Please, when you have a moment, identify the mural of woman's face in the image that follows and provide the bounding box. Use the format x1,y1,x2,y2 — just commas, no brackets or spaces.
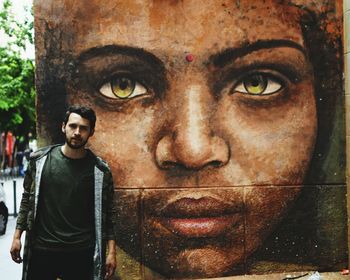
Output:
53,0,317,277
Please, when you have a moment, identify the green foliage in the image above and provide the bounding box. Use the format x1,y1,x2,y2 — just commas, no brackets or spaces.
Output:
0,0,35,136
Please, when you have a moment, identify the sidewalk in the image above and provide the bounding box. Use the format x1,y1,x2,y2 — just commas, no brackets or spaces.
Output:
0,178,24,280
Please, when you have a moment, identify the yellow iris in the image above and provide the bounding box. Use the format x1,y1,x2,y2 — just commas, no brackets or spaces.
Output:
111,77,135,99
243,74,268,95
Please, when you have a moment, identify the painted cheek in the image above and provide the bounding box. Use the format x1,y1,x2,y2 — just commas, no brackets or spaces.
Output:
211,82,316,185
89,107,165,186
244,186,302,256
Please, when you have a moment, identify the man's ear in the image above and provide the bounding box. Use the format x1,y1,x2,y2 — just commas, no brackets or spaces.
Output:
89,128,95,137
62,122,66,133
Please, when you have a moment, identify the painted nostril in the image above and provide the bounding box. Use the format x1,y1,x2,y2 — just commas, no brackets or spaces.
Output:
156,133,230,171
160,161,179,169
211,160,223,167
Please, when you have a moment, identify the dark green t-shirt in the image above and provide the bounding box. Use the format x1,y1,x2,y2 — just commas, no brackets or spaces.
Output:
33,146,95,251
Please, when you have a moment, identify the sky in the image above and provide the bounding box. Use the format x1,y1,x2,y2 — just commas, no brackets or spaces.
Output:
0,0,35,59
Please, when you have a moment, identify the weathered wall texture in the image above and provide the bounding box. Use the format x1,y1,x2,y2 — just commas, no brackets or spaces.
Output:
345,0,350,271
34,0,347,278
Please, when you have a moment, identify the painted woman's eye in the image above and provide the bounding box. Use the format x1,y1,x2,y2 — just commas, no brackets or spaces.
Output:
99,76,147,99
234,73,283,95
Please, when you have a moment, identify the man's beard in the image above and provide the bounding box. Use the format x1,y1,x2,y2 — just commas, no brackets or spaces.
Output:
65,135,88,149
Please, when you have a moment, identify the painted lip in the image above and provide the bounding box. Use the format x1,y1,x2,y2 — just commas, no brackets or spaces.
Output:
159,197,244,238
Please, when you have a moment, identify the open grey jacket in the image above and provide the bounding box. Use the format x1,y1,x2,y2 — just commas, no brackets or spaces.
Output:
16,145,117,280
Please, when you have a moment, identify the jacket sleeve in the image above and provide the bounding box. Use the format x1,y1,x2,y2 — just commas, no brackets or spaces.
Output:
105,170,117,241
16,160,34,231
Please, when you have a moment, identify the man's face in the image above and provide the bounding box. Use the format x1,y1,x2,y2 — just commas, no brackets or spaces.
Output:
43,0,317,277
62,113,93,149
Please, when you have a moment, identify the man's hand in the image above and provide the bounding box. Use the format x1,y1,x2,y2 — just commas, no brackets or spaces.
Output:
104,252,116,279
10,229,23,264
10,238,22,263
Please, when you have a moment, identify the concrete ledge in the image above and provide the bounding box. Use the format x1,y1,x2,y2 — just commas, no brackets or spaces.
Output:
211,272,350,280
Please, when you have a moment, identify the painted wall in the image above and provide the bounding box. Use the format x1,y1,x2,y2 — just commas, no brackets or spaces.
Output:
34,0,347,278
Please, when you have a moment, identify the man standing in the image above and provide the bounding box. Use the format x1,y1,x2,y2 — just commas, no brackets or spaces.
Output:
10,105,117,280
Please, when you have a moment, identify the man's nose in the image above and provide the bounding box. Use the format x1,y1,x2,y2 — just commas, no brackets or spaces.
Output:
156,85,229,170
73,128,81,135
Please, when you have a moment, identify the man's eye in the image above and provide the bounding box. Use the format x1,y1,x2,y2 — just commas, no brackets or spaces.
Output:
233,73,283,95
99,76,147,99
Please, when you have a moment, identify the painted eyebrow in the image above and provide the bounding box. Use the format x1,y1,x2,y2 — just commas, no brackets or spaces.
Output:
76,44,164,69
211,39,307,68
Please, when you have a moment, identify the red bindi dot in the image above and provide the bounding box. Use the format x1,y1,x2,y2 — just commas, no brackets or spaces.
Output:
186,54,194,62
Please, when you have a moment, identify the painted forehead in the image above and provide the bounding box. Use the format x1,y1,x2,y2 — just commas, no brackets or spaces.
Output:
39,0,305,55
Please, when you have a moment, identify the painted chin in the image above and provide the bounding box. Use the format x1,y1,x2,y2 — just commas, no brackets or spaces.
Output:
169,247,244,277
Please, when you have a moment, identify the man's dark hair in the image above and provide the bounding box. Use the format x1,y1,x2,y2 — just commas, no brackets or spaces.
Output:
63,105,96,130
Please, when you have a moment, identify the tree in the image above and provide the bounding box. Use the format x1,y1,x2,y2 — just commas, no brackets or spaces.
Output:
0,0,35,137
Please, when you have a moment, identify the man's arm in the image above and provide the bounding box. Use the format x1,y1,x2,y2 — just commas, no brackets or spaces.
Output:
10,160,33,263
105,239,116,279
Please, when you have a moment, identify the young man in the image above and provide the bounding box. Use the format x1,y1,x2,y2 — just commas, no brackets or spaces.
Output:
10,105,117,280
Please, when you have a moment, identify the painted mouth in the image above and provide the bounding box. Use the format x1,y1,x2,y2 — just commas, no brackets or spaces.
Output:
159,197,244,238
162,215,241,238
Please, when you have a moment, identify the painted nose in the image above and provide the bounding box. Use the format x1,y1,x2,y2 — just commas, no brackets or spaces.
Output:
156,85,229,170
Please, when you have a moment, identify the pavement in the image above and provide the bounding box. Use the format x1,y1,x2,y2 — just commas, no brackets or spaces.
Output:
0,177,24,280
